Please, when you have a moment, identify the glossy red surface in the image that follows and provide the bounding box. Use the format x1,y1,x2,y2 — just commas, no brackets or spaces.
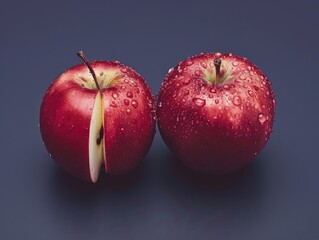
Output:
157,53,275,174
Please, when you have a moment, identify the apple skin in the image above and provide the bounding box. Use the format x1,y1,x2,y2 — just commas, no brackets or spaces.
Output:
157,52,275,174
40,61,156,182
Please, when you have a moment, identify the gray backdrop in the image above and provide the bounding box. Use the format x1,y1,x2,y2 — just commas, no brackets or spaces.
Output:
1,0,318,239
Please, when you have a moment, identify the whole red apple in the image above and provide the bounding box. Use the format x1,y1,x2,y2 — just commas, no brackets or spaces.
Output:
157,52,275,174
40,51,156,182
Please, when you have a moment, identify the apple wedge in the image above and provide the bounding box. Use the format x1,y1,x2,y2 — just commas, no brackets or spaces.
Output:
88,91,104,183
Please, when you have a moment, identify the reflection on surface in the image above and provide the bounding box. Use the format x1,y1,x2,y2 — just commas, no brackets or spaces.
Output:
46,150,268,237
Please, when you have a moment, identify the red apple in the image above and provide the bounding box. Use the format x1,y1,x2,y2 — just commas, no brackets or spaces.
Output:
157,52,275,174
40,51,156,182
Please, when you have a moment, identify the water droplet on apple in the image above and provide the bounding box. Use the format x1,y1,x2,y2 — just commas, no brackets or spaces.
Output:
258,113,266,123
200,62,207,69
158,102,162,107
124,99,130,105
232,96,242,106
131,100,138,108
126,109,132,115
183,79,190,85
121,86,126,90
215,99,219,104
184,90,189,96
185,60,193,66
215,52,222,57
195,70,201,76
232,61,239,66
112,93,118,99
248,90,254,97
210,88,216,93
126,92,133,98
121,68,128,73
240,75,246,80
273,99,276,106
192,98,206,107
110,102,117,108
115,60,120,64
223,84,230,90
253,85,259,91
168,67,174,73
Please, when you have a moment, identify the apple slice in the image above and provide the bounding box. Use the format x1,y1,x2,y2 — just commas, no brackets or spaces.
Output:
88,91,104,183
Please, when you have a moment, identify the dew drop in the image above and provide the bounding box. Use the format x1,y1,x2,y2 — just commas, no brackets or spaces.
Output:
232,96,242,106
215,99,219,104
240,75,246,80
185,60,193,66
253,85,259,91
126,92,133,98
121,68,128,73
131,100,138,108
110,102,117,108
215,52,222,57
158,102,162,107
195,70,201,76
223,84,230,90
232,61,239,66
183,79,190,85
200,62,207,69
112,93,118,99
258,113,266,123
273,99,276,106
210,88,216,93
248,90,254,97
124,99,130,105
121,86,126,90
126,109,132,115
192,98,206,107
168,67,174,73
184,90,189,96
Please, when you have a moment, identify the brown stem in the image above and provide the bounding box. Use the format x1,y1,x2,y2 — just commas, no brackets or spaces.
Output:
77,51,102,95
214,58,221,85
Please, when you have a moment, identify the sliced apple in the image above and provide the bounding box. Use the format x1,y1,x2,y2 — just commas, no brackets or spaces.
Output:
89,91,104,183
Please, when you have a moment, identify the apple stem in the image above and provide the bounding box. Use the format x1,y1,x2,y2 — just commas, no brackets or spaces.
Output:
214,58,221,85
77,51,102,95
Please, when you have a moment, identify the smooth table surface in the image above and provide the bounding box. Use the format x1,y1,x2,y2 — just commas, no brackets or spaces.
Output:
1,0,318,239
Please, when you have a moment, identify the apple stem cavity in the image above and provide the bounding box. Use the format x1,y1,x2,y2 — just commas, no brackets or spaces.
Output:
77,51,102,95
214,58,221,85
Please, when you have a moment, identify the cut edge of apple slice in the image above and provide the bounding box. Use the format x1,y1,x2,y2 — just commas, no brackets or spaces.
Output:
89,91,104,183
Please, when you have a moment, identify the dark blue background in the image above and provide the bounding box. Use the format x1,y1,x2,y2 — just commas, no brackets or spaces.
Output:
1,0,318,239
